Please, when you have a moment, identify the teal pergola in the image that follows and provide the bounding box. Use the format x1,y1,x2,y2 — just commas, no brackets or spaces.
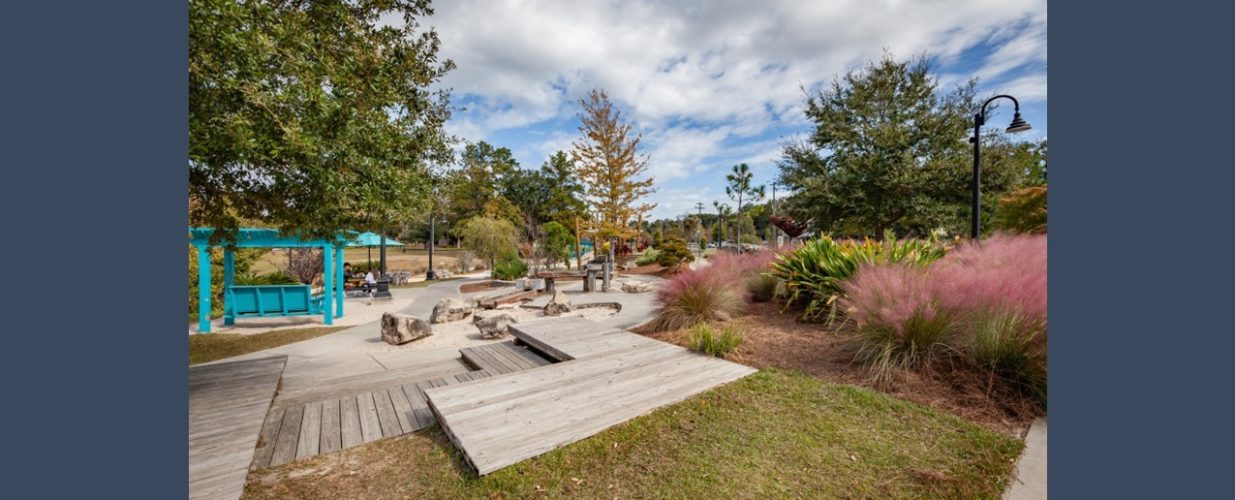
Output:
190,227,350,333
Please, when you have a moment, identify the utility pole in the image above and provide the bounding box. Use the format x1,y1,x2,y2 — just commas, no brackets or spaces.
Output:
574,216,583,270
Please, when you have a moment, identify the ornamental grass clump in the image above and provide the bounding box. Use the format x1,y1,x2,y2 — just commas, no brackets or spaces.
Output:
650,250,781,331
932,234,1048,404
841,264,954,386
687,323,744,357
651,270,744,331
839,234,1047,405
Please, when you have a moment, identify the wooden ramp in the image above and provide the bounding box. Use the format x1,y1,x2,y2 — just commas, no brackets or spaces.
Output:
252,366,490,468
190,356,286,500
426,318,757,475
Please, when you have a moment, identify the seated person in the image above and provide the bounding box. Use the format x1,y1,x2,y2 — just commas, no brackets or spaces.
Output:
344,262,354,278
364,269,378,293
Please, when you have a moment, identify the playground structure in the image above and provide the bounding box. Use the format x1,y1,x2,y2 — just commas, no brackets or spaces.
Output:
190,228,350,333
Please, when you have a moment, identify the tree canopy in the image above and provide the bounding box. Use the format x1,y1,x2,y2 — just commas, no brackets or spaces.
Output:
571,89,655,242
777,53,1035,238
189,0,454,243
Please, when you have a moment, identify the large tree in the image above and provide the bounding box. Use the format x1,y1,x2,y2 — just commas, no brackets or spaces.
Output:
189,0,453,243
777,54,1028,238
724,163,765,251
540,151,588,228
571,89,655,243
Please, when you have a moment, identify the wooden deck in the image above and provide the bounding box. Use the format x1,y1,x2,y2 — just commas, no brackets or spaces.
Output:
251,365,492,468
459,341,554,374
426,318,757,475
190,356,287,500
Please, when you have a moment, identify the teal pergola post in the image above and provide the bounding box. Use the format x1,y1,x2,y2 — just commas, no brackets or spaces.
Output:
223,247,235,326
197,245,212,333
335,246,345,317
323,244,334,325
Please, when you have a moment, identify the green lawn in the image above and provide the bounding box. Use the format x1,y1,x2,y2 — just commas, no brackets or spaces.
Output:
189,326,348,365
244,369,1022,499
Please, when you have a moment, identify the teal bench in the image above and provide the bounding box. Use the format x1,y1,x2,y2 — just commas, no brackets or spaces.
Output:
225,285,325,320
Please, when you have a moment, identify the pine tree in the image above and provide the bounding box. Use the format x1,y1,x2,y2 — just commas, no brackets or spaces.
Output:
571,89,655,243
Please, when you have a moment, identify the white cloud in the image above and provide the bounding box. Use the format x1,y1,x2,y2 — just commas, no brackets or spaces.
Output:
418,0,1047,217
429,0,1045,137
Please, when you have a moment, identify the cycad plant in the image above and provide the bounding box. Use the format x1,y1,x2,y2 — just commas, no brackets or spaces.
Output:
769,236,945,320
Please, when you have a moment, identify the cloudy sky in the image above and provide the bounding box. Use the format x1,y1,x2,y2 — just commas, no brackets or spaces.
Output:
419,0,1047,219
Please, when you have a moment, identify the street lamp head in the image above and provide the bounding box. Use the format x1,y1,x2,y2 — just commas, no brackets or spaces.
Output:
1006,112,1032,133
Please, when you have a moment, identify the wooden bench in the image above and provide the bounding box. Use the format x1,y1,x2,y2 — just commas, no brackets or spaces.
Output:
225,284,325,319
535,271,585,294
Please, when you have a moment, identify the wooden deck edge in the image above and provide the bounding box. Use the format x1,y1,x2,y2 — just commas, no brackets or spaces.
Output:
469,365,759,476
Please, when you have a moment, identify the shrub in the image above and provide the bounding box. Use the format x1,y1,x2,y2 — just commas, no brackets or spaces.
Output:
235,270,299,285
747,273,779,302
841,264,954,386
839,234,1047,403
769,236,945,320
454,250,476,273
635,248,661,266
651,270,744,331
492,252,529,280
687,323,744,357
656,238,695,271
702,248,716,258
996,186,1047,234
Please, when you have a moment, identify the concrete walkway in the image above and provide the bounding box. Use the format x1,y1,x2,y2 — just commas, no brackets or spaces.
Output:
208,275,662,396
1004,418,1047,499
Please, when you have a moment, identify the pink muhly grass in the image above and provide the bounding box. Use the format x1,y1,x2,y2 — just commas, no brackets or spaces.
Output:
651,268,744,331
650,250,782,331
929,234,1047,325
841,264,942,339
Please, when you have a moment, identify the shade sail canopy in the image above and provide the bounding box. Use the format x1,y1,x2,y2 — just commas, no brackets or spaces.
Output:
346,231,403,247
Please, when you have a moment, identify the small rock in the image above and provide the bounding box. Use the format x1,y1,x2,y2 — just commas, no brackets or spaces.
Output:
543,290,572,316
380,312,433,345
621,280,654,293
430,298,474,323
474,313,518,339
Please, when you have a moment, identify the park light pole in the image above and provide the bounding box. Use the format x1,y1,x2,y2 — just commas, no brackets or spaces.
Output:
971,94,1032,240
374,230,392,299
426,213,437,280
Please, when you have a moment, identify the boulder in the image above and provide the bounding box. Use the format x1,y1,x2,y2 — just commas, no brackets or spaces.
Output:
621,280,655,293
474,313,518,339
380,312,433,345
430,298,474,323
543,291,572,316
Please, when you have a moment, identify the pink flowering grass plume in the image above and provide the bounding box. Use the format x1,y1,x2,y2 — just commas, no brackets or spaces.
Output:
930,234,1047,325
841,264,940,338
650,250,783,331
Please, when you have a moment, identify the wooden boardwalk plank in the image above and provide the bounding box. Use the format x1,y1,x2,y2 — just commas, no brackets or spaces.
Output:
404,382,433,430
295,402,322,460
319,399,342,455
340,396,363,449
190,355,285,500
373,390,403,437
388,387,416,435
357,392,383,443
268,405,303,466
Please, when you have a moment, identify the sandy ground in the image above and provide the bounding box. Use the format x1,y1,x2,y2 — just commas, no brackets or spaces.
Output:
189,293,417,335
356,303,619,353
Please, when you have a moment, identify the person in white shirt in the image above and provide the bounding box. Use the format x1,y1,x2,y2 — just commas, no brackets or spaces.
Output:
364,269,378,294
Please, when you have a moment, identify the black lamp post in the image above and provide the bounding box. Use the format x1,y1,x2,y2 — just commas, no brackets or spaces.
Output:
971,94,1032,240
374,231,391,298
426,213,437,280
